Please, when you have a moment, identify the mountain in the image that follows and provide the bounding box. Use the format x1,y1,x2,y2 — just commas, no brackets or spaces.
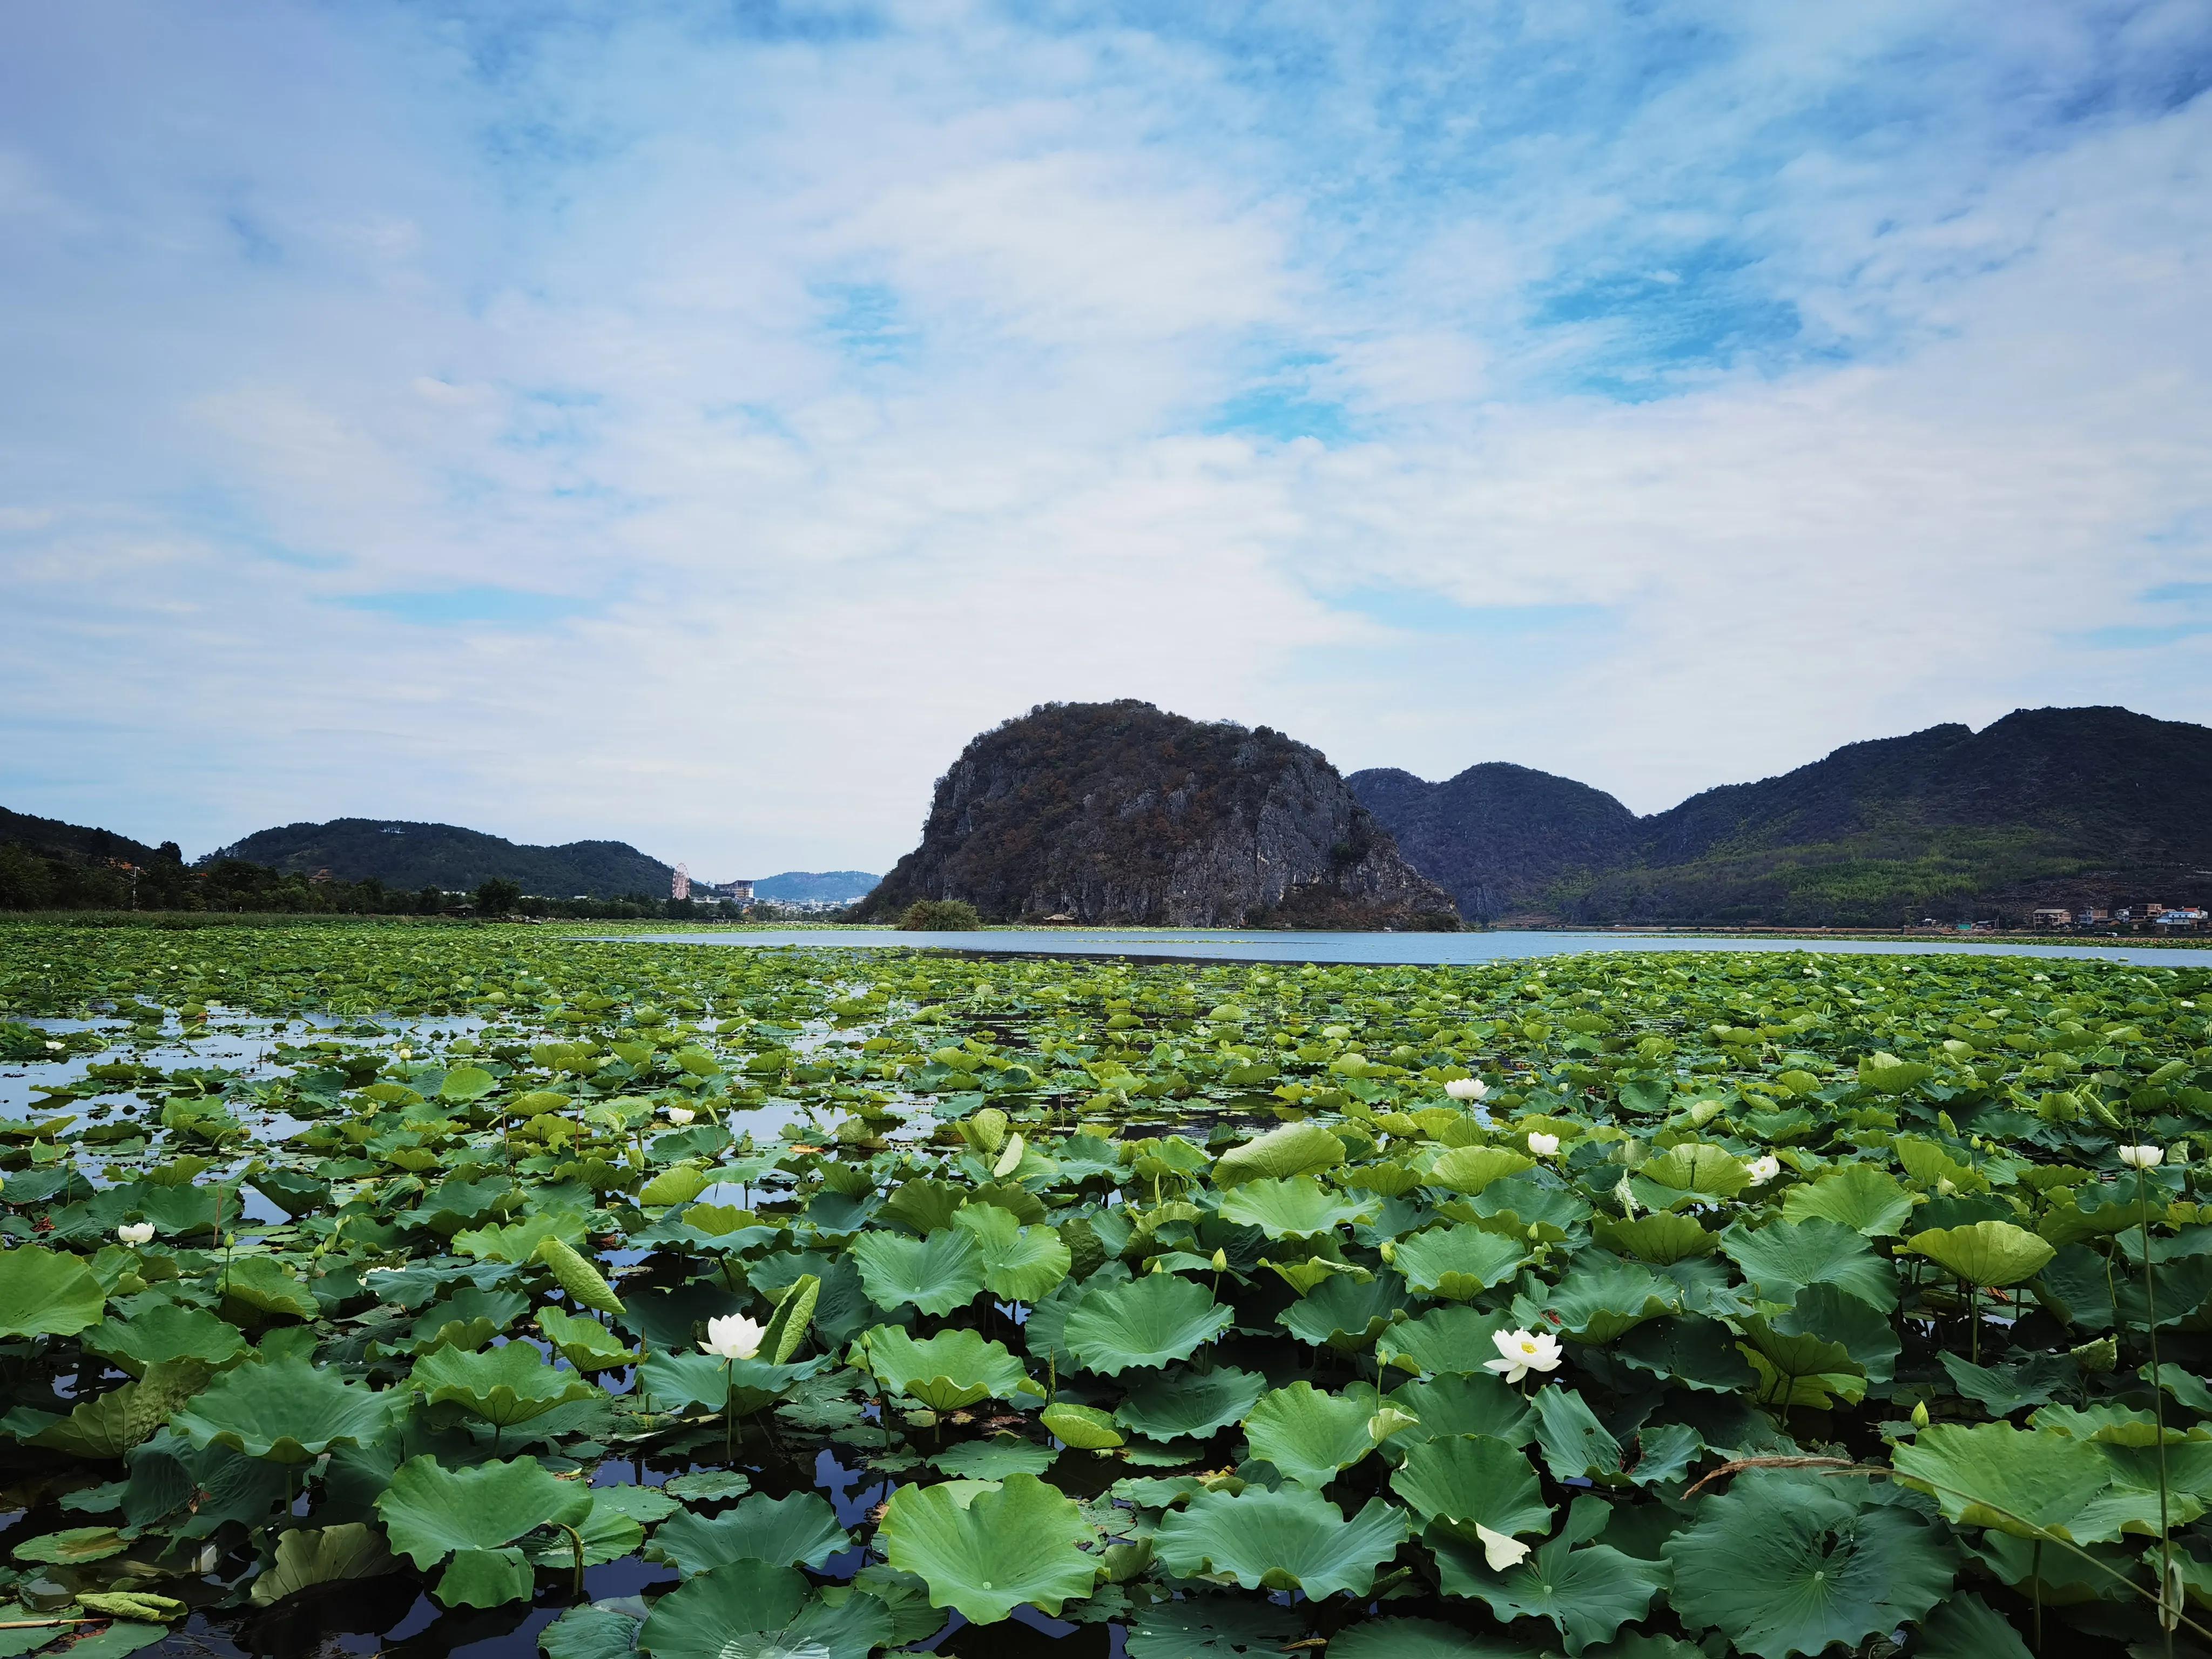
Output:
1347,764,1641,923
205,819,674,899
0,806,166,867
753,871,879,904
853,700,1460,929
1355,707,2212,927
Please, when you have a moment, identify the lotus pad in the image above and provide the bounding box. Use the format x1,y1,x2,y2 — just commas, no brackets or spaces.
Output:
1062,1274,1234,1375
859,1325,1033,1411
1154,1486,1408,1598
170,1357,395,1464
879,1472,1098,1624
647,1491,849,1573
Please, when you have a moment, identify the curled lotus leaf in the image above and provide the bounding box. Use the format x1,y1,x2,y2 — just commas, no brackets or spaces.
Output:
1216,1177,1377,1241
410,1341,602,1428
638,1559,891,1659
374,1453,594,1570
1114,1366,1266,1442
1240,1382,1381,1488
1212,1123,1340,1187
0,1247,106,1339
857,1325,1034,1412
1388,1224,1529,1300
849,1228,985,1316
646,1492,849,1573
1903,1222,2056,1290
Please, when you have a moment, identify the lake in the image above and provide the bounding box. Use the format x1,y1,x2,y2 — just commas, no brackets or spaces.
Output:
617,925,2198,967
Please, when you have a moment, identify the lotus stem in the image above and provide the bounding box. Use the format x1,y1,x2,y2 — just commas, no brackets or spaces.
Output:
558,1522,584,1595
724,1358,735,1464
2031,1539,2042,1654
2135,1162,2175,1655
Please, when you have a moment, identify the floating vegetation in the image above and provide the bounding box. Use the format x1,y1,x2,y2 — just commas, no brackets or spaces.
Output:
3,923,2212,1656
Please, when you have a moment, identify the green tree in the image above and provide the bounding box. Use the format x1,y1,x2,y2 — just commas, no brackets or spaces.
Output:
476,878,523,916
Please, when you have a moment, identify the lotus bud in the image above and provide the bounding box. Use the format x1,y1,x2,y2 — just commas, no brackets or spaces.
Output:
1367,1407,1419,1444
2070,1336,2119,1374
1210,1248,1227,1271
1910,1400,1930,1429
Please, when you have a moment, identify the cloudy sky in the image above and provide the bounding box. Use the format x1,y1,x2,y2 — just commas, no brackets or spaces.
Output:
4,2,2209,878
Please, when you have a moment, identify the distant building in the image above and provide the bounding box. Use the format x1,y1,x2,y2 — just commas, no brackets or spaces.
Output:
2075,907,2108,925
697,879,754,901
2156,908,2208,929
2031,907,2072,928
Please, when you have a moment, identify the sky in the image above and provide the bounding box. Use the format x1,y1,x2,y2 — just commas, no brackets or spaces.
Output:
3,1,2210,880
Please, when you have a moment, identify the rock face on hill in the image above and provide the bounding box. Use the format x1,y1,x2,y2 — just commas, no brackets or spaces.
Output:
854,702,1459,928
1348,763,1641,923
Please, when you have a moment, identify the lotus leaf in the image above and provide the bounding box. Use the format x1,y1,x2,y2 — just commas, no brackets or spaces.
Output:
541,1603,643,1659
248,1523,396,1606
1154,1485,1408,1598
1903,1220,2055,1289
1062,1273,1233,1375
1892,1421,2116,1541
1425,1145,1535,1195
1212,1122,1338,1186
1664,1471,1955,1659
1389,1225,1528,1299
1115,1365,1266,1441
1391,1432,1550,1543
0,1247,106,1338
1383,1372,1534,1448
1216,1176,1376,1240
1277,1270,1410,1352
951,1205,1071,1301
1241,1381,1380,1487
637,1560,892,1659
879,1471,1098,1624
849,1228,984,1315
858,1325,1033,1411
1721,1217,1897,1310
538,1306,635,1371
929,1435,1057,1478
1377,1306,1515,1377
375,1453,594,1575
218,1257,317,1321
1123,1599,1302,1657
646,1492,849,1573
171,1357,395,1464
1041,1402,1123,1448
81,1303,247,1375
1637,1141,1751,1201
410,1341,601,1428
1781,1164,1915,1236
1442,1496,1668,1654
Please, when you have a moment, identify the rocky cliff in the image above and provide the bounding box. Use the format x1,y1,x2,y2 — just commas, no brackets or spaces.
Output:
855,702,1460,929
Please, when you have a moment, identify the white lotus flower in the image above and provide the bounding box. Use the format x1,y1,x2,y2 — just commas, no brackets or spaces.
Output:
1474,1523,1532,1570
662,1105,696,1125
699,1313,764,1361
2120,1144,2165,1170
1484,1327,1563,1384
1445,1077,1488,1102
1527,1131,1561,1158
116,1222,155,1246
1744,1155,1782,1186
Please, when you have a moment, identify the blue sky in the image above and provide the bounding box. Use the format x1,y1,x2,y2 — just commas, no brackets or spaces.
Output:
3,1,2210,876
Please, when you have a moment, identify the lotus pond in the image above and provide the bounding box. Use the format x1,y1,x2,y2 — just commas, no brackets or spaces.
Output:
4,923,2212,1659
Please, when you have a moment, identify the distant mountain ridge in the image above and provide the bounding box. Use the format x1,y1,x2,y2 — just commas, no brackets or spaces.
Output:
1353,706,2212,926
205,819,675,899
855,700,1459,928
0,806,164,868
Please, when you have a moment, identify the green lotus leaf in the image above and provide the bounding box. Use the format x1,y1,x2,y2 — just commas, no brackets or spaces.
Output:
1912,1590,2036,1659
1388,1225,1528,1300
1425,1145,1535,1196
1241,1381,1380,1487
1115,1366,1266,1442
249,1523,396,1606
218,1257,319,1321
1721,1217,1898,1311
394,1284,531,1357
71,1594,183,1624
1277,1270,1410,1352
437,1547,536,1609
1377,1306,1515,1377
1390,1433,1550,1543
520,1494,646,1571
1664,1470,1956,1659
536,1236,626,1317
638,1559,892,1659
1217,1176,1377,1240
31,1360,208,1459
1903,1221,2056,1289
1781,1164,1916,1237
1937,1350,2076,1418
849,1228,984,1316
951,1205,1071,1302
0,1246,106,1338
928,1435,1057,1479
664,1469,754,1501
375,1453,594,1569
1442,1496,1668,1655
1212,1123,1339,1187
637,1164,709,1207
13,1527,126,1564
1892,1421,2116,1541
82,1303,248,1376
879,1471,1098,1624
1062,1274,1233,1376
1041,1402,1123,1449
1542,1258,1682,1342
646,1492,849,1573
1529,1384,1628,1484
411,1340,602,1428
541,1602,642,1659
1154,1485,1408,1599
858,1325,1034,1412
454,1211,589,1264
1123,1598,1302,1657
439,1066,500,1102
1637,1141,1751,1201
636,1349,826,1415
170,1357,395,1464
1735,1317,1867,1410
1325,1617,1522,1658
538,1306,635,1372
1383,1372,1534,1449
1590,1212,1716,1265
1613,1316,1758,1394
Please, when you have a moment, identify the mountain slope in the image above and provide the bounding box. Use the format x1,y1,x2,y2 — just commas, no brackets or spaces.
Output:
753,871,879,904
1358,707,2212,926
1348,763,1641,922
1,806,166,867
854,700,1459,928
205,819,674,899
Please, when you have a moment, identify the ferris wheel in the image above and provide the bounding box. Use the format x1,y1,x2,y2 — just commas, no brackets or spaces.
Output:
672,862,691,901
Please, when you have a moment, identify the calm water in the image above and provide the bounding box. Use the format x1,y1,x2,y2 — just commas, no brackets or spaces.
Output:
618,926,2198,967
